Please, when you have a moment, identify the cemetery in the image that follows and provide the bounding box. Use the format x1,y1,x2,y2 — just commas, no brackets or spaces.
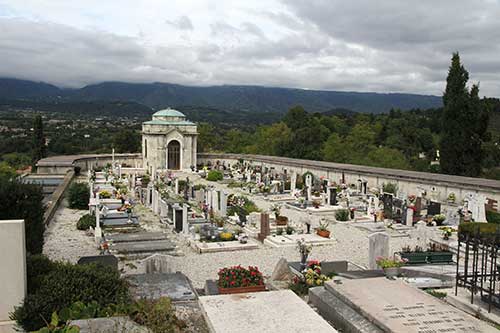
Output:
3,109,500,332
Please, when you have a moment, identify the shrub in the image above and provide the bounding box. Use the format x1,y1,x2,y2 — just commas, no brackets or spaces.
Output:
67,182,89,209
382,182,398,195
486,210,500,224
0,178,45,254
129,297,184,333
12,261,130,331
335,209,350,221
206,170,223,182
98,190,112,199
218,266,264,288
76,214,97,230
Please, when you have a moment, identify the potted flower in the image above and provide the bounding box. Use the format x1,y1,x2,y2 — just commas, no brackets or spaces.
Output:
297,238,312,270
399,245,427,264
376,257,407,278
433,214,446,226
316,220,330,238
441,227,453,240
312,199,322,209
218,265,266,294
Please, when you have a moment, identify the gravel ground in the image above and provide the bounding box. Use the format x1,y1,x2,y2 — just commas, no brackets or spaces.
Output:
43,198,100,262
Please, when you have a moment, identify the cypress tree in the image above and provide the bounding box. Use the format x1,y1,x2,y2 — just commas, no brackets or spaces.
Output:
440,53,488,176
32,114,46,167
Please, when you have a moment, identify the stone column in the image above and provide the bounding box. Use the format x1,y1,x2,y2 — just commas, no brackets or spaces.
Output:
0,220,26,325
368,232,389,269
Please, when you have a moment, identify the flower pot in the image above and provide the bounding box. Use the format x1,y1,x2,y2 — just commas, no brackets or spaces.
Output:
400,252,428,265
383,267,399,278
317,230,331,238
427,252,453,264
218,285,266,294
275,215,288,226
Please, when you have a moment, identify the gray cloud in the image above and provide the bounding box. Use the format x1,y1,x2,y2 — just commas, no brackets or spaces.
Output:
165,15,193,30
1,0,500,97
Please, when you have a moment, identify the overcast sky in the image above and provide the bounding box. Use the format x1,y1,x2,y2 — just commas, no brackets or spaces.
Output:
0,0,499,96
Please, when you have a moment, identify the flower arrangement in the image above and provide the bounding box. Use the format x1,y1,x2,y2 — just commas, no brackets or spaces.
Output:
218,266,264,289
270,203,281,218
433,214,446,225
376,257,407,269
219,232,234,241
99,190,112,199
227,195,259,216
447,193,456,203
408,194,416,203
290,261,330,296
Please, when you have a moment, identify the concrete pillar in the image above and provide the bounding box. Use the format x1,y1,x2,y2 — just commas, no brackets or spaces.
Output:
368,232,389,269
0,220,27,325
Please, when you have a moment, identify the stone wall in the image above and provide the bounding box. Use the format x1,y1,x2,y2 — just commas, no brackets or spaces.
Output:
198,153,500,204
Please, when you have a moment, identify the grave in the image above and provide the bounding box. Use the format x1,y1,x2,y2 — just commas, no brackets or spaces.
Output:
192,240,259,253
264,233,336,248
77,255,118,270
311,277,496,332
199,290,337,333
111,239,175,254
106,231,168,243
127,272,196,301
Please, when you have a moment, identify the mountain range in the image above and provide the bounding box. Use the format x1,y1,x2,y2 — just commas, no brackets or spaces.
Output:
0,78,442,114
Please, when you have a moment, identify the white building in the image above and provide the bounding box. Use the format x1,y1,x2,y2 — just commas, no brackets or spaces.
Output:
142,108,198,173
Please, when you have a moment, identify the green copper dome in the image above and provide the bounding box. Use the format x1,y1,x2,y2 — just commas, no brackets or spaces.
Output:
153,108,185,118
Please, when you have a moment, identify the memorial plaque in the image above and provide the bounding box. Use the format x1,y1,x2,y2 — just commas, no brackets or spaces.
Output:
325,278,494,332
428,201,441,216
329,188,337,206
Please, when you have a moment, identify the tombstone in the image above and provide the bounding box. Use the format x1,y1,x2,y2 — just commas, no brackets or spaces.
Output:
415,197,422,216
327,187,337,206
182,204,189,234
174,178,179,194
206,189,212,209
405,208,414,227
256,172,262,184
246,170,252,183
159,199,168,219
220,191,228,217
257,213,270,242
271,258,293,282
94,194,102,242
0,220,27,324
415,221,430,248
144,254,171,274
211,190,218,213
427,201,441,216
305,174,313,201
173,205,183,232
368,232,390,270
362,180,368,195
77,255,118,271
290,172,297,192
486,198,498,212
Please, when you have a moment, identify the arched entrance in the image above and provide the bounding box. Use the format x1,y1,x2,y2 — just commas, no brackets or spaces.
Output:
167,140,181,170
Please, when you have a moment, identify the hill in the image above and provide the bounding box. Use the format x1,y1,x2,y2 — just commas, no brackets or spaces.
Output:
0,78,442,114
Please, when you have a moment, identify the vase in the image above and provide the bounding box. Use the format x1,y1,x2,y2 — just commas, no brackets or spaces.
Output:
317,230,331,238
300,254,308,271
383,267,399,278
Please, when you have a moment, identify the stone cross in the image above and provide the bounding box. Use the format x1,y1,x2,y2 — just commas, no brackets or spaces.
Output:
368,232,389,269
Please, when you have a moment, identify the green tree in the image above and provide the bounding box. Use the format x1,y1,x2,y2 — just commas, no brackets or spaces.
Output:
32,114,46,167
112,129,140,153
0,178,45,254
440,53,488,176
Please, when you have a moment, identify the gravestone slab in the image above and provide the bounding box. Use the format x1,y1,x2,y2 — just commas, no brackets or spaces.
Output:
325,278,495,332
127,272,196,301
271,258,293,281
112,240,175,254
107,232,168,243
199,290,337,333
77,255,118,270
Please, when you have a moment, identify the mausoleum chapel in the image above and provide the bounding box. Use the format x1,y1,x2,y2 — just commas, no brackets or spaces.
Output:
142,108,198,173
